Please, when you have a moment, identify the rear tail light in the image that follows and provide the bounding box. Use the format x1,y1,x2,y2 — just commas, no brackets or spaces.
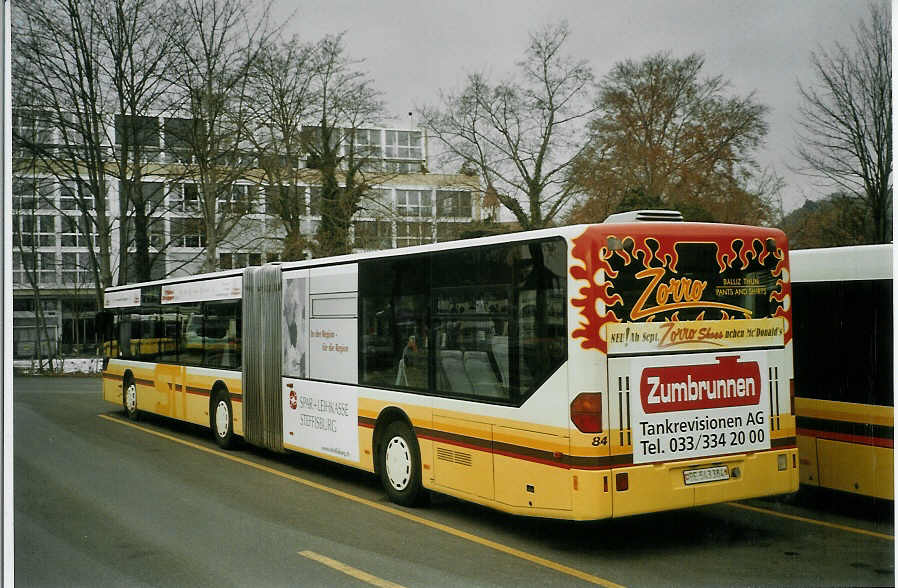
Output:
571,393,603,433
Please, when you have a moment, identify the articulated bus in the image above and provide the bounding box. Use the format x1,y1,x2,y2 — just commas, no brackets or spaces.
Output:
100,211,798,520
790,244,893,500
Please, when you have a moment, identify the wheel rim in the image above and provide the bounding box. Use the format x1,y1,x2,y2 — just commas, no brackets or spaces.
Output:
125,383,137,413
215,400,230,438
385,436,411,491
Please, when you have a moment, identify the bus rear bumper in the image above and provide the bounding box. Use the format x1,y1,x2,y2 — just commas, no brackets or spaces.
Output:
609,448,799,518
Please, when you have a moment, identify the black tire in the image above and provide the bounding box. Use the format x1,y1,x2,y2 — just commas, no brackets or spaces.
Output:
211,388,234,449
123,374,140,421
378,420,426,507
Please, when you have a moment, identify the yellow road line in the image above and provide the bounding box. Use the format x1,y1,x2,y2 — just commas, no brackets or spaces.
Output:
299,550,405,588
727,501,894,541
99,414,622,587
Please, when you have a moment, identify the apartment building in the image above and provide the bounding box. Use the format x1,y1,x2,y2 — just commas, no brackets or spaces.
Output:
12,111,482,358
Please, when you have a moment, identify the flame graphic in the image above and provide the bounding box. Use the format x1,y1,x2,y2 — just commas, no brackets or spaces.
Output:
570,227,623,352
569,225,793,352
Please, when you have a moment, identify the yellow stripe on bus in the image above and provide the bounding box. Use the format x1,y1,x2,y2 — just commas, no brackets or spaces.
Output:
795,397,894,427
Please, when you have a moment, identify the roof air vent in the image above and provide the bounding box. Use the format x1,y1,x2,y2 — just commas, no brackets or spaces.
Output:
603,210,684,223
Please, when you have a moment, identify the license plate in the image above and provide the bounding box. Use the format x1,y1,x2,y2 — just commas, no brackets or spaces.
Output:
683,466,730,485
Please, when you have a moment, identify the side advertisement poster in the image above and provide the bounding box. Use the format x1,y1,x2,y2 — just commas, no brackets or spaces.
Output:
282,377,360,464
626,350,771,464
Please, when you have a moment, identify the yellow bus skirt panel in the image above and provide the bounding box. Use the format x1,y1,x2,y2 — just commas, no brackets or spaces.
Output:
796,433,820,486
102,368,124,405
611,448,799,518
795,397,894,499
817,439,893,500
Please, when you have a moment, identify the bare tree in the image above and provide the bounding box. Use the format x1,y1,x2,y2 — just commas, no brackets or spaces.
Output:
13,0,117,306
795,2,892,244
168,0,277,271
13,0,188,294
96,0,185,283
420,21,596,230
568,52,774,225
246,37,317,259
303,34,389,258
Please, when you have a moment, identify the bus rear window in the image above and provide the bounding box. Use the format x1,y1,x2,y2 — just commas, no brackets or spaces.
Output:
608,241,782,322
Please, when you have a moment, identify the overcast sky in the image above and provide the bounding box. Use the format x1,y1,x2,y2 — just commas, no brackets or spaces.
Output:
273,0,884,212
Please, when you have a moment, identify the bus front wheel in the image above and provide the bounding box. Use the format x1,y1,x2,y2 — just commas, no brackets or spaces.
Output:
211,389,234,449
123,375,139,421
379,421,426,507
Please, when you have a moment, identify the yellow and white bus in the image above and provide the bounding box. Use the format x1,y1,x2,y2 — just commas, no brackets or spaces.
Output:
100,211,798,520
790,244,893,500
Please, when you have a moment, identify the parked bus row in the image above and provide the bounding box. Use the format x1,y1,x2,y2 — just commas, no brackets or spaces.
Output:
99,210,800,519
790,244,893,500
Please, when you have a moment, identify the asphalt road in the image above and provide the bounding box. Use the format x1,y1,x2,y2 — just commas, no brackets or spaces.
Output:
13,376,895,587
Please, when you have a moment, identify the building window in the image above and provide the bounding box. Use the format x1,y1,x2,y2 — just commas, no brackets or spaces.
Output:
62,252,93,285
61,215,97,248
122,216,164,249
357,189,391,218
13,251,58,286
396,221,432,248
39,252,57,285
12,252,30,285
397,190,432,218
60,181,95,211
437,190,472,218
13,214,56,247
13,177,54,211
352,128,382,158
385,130,422,159
115,114,160,147
354,220,392,250
219,252,262,269
437,222,467,242
163,117,197,163
218,184,256,214
13,109,54,145
170,217,206,248
171,183,200,212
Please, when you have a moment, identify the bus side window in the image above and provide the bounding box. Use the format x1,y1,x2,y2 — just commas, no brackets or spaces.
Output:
119,311,139,359
96,310,117,358
204,300,240,370
158,309,180,365
359,255,430,391
178,302,203,366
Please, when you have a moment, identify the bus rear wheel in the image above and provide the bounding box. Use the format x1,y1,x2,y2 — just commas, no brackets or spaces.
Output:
378,421,426,507
211,389,234,449
123,375,139,421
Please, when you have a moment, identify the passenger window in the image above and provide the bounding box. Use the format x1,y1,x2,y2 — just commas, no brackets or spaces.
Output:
178,302,203,366
359,255,430,391
204,300,241,369
119,311,140,359
158,307,182,364
432,238,567,404
433,245,513,401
